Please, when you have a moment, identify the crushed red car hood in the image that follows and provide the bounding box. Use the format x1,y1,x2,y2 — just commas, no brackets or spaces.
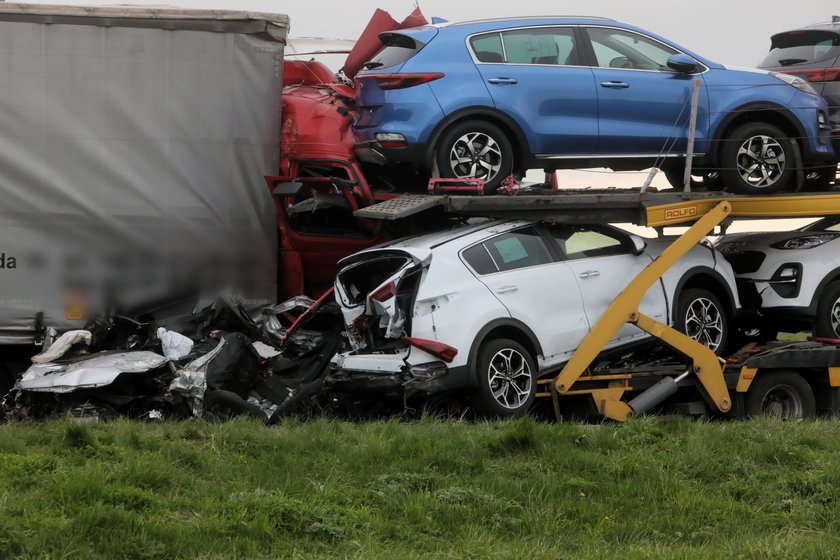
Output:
343,7,428,80
280,8,427,163
281,83,356,160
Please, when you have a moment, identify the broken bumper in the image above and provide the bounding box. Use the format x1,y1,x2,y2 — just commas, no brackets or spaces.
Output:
328,353,470,396
353,140,428,167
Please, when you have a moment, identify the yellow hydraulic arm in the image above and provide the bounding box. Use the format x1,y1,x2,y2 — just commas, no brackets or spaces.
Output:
554,201,734,421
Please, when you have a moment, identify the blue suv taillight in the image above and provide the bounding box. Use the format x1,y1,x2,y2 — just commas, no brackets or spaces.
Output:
364,72,444,90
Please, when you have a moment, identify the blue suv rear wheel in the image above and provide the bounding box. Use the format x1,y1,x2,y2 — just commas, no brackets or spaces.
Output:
435,119,515,193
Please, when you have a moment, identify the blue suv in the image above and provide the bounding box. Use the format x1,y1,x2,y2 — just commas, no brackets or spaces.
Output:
353,17,835,194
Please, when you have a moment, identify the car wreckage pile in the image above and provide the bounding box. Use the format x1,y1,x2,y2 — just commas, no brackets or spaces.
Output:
1,294,360,423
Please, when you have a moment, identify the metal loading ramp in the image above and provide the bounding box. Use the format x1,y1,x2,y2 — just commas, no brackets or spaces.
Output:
357,189,840,227
358,189,840,421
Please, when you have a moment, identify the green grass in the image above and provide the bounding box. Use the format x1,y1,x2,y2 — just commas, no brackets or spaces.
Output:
2,416,840,559
778,332,810,341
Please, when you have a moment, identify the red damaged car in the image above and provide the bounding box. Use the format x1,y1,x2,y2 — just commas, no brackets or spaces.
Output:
270,8,430,300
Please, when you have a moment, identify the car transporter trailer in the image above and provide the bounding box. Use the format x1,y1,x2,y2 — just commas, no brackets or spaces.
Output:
356,188,840,421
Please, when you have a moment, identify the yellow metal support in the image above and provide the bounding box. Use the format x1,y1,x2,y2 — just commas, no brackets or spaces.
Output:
554,201,733,418
736,366,759,393
646,193,840,227
633,313,730,412
590,387,632,422
829,367,840,388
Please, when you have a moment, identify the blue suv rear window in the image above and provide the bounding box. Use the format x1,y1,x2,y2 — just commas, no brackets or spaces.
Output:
367,33,423,69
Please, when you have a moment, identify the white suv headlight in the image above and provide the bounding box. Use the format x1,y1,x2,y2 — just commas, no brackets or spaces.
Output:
771,72,818,95
715,240,745,254
771,233,840,250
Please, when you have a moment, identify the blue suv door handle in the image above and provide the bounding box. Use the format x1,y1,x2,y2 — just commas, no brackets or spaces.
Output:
487,77,518,85
600,81,630,88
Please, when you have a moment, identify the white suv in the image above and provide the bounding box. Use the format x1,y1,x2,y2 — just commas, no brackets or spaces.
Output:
716,216,840,339
332,220,740,417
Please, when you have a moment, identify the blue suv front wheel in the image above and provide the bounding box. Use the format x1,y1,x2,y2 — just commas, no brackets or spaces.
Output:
435,120,515,193
719,122,797,195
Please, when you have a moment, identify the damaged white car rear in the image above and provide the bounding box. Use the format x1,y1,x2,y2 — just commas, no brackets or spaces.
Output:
332,220,740,417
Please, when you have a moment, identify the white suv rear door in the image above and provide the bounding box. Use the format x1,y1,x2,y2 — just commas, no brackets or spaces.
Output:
543,224,668,345
463,225,590,366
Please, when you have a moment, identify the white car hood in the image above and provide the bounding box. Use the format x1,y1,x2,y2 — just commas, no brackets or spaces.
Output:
18,351,167,393
717,230,807,247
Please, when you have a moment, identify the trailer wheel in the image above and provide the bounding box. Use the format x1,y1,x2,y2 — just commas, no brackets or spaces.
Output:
745,370,816,419
675,288,728,355
814,282,840,339
472,338,536,418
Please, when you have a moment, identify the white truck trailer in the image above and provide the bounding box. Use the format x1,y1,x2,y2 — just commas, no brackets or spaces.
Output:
0,4,288,346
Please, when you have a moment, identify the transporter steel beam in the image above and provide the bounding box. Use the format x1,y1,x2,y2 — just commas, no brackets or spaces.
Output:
553,201,734,421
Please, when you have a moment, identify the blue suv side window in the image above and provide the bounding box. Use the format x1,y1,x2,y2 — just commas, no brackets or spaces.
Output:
470,28,579,66
502,28,578,66
587,27,677,71
470,33,504,63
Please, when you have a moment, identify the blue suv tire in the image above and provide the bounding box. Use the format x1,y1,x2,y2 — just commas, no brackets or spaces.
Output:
719,122,796,195
663,164,721,191
435,120,514,193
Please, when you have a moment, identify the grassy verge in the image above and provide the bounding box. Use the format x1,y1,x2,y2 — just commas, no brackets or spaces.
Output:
1,416,840,559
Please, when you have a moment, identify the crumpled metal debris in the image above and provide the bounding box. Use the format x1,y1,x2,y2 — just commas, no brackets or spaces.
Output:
18,351,167,393
167,338,226,417
3,291,351,423
30,330,92,364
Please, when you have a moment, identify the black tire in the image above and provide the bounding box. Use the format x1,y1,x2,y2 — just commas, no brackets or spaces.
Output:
204,389,268,423
0,362,13,399
813,282,840,339
674,288,728,355
745,370,816,419
663,165,721,191
730,326,778,349
719,122,796,195
471,338,536,418
803,164,837,192
435,120,514,194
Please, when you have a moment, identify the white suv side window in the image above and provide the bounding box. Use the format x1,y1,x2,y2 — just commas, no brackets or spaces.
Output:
462,226,553,274
587,27,677,71
548,225,630,260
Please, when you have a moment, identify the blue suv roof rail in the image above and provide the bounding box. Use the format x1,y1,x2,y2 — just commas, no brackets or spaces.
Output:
449,15,616,27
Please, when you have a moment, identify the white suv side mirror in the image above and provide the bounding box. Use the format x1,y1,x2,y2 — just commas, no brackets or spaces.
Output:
630,235,647,256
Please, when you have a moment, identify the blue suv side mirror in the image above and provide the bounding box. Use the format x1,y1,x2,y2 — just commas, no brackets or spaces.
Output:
667,54,700,74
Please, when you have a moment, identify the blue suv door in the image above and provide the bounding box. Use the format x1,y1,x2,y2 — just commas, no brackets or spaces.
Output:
583,26,710,157
470,27,598,155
